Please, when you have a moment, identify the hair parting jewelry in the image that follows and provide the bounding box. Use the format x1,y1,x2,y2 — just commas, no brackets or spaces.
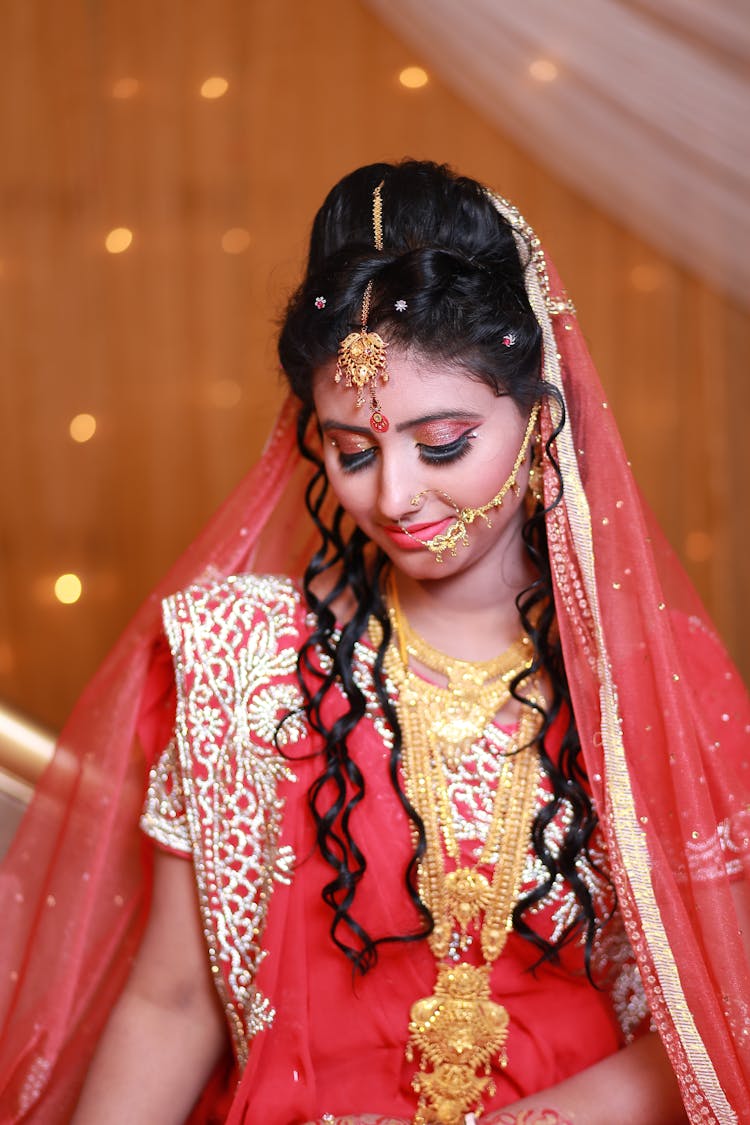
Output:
335,179,391,432
399,403,541,562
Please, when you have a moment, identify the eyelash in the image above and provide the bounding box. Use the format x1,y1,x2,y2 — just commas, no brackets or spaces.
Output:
337,432,475,474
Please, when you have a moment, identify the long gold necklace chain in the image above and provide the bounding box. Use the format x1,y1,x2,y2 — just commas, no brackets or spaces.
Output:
368,593,543,1125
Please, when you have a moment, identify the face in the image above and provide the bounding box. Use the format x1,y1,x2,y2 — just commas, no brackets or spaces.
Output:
312,349,533,585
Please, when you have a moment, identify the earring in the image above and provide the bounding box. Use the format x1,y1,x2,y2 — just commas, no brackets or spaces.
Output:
527,433,545,508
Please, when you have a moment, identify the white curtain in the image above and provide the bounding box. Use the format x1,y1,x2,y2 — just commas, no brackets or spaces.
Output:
364,0,750,304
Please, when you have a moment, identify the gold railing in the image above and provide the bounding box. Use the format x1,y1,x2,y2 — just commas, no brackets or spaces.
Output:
0,702,55,802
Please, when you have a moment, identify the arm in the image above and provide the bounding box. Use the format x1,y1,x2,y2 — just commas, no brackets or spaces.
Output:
302,1033,686,1125
484,1031,687,1124
72,850,229,1125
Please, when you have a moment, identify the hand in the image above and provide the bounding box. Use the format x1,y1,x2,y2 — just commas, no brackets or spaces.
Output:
484,1111,575,1125
305,1117,411,1124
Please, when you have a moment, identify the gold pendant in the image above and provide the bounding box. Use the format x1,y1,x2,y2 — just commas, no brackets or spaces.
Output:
407,963,509,1125
336,328,388,403
444,868,491,931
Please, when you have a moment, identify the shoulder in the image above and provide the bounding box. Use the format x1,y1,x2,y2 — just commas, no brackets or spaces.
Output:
162,573,305,643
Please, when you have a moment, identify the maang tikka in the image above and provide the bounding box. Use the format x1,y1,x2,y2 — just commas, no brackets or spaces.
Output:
335,180,390,432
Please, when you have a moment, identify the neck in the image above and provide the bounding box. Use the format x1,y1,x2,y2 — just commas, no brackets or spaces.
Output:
392,528,535,663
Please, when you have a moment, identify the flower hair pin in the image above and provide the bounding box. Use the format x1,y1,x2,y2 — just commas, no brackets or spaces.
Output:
335,180,390,433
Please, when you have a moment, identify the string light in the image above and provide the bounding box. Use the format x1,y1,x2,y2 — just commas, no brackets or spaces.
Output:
69,414,97,443
54,574,83,605
221,228,251,254
111,78,139,99
528,59,559,82
201,76,229,99
398,66,429,89
105,228,133,254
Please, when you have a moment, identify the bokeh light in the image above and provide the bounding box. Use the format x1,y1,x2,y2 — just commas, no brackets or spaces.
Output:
111,78,139,99
398,66,429,89
221,227,251,254
529,59,559,82
204,379,242,408
0,640,15,676
105,228,133,254
685,530,714,563
201,76,229,99
54,574,83,605
629,264,667,292
69,413,97,443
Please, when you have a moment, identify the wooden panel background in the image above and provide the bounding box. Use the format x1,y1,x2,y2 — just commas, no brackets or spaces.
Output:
0,0,747,731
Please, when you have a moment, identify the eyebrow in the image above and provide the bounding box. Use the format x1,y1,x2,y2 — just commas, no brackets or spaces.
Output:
320,410,483,435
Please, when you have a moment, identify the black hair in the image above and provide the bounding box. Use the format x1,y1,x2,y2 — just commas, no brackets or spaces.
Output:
278,160,604,978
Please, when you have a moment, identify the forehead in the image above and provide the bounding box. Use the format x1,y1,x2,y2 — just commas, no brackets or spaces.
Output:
312,348,498,423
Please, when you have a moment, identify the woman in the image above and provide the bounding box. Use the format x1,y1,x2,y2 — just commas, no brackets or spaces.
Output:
1,162,748,1124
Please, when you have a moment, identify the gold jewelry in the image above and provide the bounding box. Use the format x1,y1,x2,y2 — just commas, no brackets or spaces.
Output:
411,403,541,563
389,576,534,771
336,180,390,429
527,429,545,507
369,580,542,1125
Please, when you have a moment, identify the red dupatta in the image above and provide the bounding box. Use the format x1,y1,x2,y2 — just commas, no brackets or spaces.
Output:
0,195,748,1124
491,193,750,1123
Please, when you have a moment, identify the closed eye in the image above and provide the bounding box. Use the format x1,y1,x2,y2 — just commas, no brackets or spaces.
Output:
336,430,476,474
338,447,377,474
417,432,475,464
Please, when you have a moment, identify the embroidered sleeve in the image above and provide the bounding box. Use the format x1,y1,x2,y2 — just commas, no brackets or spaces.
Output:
162,573,305,1068
518,778,651,1042
139,737,192,856
592,917,651,1041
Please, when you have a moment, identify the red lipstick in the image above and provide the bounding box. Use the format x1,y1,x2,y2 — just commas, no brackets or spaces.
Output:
382,517,456,550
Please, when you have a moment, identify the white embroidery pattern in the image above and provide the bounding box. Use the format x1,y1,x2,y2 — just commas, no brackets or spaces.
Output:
161,575,305,1065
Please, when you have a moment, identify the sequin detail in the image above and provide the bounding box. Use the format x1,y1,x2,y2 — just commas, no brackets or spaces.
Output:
159,575,306,1065
141,738,191,854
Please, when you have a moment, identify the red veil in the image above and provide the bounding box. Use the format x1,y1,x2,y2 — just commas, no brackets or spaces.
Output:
0,196,748,1124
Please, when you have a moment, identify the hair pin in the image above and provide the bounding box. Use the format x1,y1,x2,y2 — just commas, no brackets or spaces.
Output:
394,299,407,312
314,296,326,309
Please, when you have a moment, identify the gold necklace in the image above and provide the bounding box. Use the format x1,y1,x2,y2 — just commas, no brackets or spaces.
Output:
369,584,542,1125
390,578,535,770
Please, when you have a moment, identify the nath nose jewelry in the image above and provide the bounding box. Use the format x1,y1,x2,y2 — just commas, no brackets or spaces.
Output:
398,405,540,563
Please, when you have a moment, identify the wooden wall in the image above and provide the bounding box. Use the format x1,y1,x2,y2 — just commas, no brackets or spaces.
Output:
1,0,747,730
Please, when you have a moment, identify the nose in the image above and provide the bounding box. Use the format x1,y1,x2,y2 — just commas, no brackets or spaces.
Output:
376,449,423,524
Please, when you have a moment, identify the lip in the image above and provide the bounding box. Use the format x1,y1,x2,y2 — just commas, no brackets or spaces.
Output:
382,516,456,550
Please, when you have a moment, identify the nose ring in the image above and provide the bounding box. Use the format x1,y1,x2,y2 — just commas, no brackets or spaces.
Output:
409,488,460,512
